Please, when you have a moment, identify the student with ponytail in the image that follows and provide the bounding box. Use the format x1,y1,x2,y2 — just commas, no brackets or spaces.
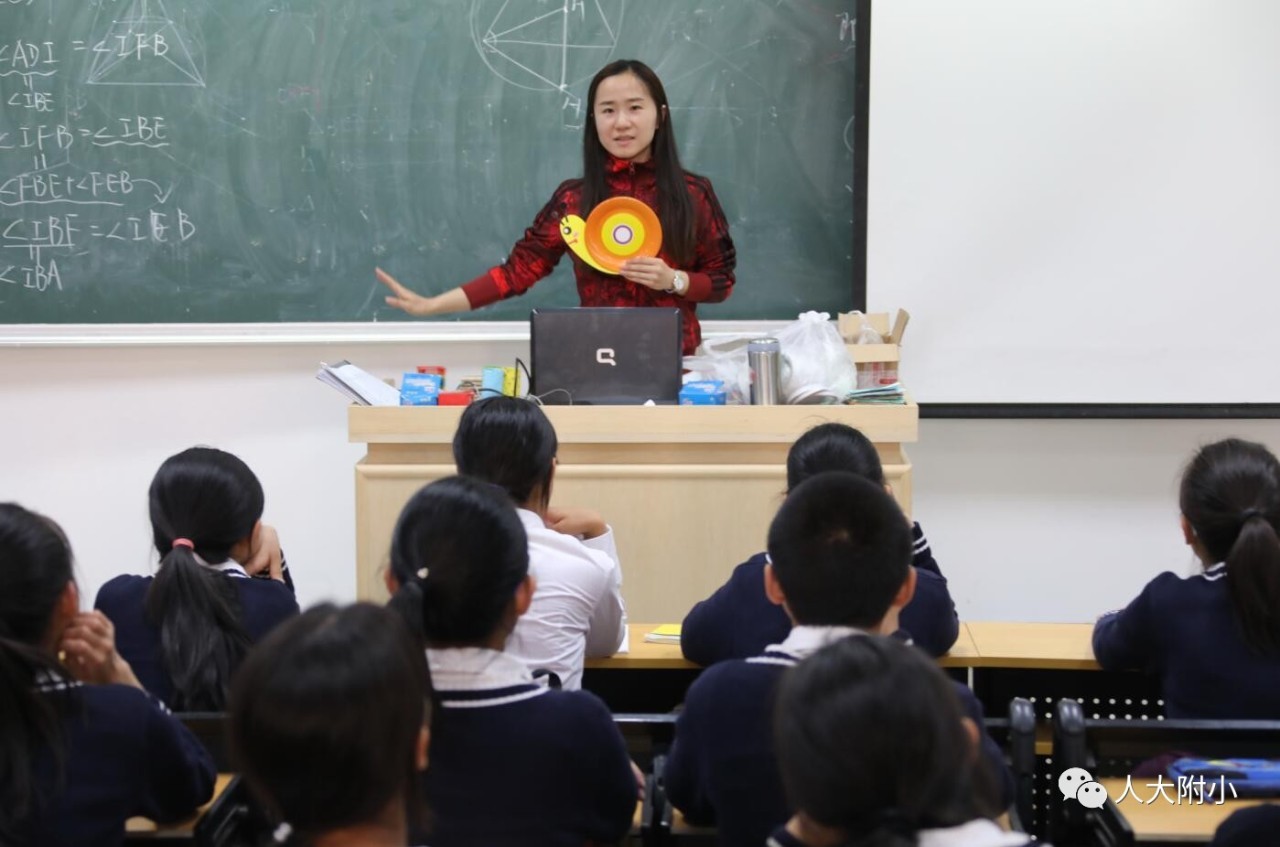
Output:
95,446,299,710
0,502,214,846
769,636,1035,847
385,476,637,847
1094,437,1280,718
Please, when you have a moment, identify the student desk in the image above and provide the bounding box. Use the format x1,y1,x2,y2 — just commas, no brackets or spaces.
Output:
582,623,978,712
963,622,1164,720
1096,779,1267,844
349,403,918,621
125,773,233,843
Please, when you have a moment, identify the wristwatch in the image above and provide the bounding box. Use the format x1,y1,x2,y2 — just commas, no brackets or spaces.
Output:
668,271,687,295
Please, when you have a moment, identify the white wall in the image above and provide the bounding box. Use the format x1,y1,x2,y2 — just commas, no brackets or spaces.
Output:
4,0,1279,622
868,0,1280,403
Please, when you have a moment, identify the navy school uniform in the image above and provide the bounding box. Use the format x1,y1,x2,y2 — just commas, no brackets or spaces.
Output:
1093,563,1280,719
95,560,299,708
766,821,1040,847
664,627,1014,847
421,647,637,847
680,522,959,665
15,673,216,847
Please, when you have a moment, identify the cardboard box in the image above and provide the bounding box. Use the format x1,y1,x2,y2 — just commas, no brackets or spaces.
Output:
838,310,909,389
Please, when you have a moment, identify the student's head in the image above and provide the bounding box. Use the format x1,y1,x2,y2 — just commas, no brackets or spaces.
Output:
766,472,914,630
386,476,532,648
452,396,558,510
0,503,79,839
775,636,998,847
144,446,264,710
786,423,885,492
1179,438,1280,655
229,603,431,843
581,59,696,264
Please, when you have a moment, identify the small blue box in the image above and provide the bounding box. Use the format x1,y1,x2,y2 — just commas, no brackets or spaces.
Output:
679,380,727,405
400,372,442,406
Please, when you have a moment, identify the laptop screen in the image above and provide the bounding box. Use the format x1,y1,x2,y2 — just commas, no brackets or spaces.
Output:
530,307,683,405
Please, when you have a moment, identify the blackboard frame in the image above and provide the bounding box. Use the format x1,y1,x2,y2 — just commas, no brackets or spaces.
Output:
1,1,871,340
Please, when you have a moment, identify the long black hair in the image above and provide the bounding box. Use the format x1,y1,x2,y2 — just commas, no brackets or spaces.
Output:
775,636,1000,847
0,503,76,841
1180,438,1280,656
144,447,262,710
229,603,431,844
580,59,697,266
386,476,529,648
786,423,885,492
452,396,558,509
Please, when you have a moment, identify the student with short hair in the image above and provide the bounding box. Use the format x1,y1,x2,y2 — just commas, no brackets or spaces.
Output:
95,446,299,710
229,602,431,847
386,475,637,846
0,502,215,847
1093,437,1280,718
681,422,958,665
664,472,1010,847
452,396,625,690
770,636,1035,847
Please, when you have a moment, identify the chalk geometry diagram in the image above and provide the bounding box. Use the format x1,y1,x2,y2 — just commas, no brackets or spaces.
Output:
86,0,205,87
470,0,625,100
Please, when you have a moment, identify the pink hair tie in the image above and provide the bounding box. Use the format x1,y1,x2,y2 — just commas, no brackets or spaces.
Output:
172,538,195,550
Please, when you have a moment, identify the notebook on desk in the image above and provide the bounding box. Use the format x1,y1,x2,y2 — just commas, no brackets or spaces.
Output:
530,307,682,405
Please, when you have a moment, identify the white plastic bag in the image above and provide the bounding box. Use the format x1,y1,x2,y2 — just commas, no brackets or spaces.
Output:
683,334,753,405
773,311,858,404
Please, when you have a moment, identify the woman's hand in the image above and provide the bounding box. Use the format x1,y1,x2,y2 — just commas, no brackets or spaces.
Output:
376,267,440,316
59,611,143,689
620,257,677,292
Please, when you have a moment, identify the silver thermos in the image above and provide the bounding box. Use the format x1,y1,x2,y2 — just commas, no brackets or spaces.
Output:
748,338,782,405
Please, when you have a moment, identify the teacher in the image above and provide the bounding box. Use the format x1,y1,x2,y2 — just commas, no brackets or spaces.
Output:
376,59,736,356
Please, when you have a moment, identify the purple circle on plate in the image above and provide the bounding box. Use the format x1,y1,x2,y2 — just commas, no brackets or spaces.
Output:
612,224,634,245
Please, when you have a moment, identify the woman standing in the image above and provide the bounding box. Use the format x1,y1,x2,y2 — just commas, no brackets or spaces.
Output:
377,59,736,355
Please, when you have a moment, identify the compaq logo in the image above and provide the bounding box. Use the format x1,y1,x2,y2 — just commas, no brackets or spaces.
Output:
596,348,617,366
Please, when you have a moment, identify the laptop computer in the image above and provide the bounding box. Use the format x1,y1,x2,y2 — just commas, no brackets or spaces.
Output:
530,307,683,405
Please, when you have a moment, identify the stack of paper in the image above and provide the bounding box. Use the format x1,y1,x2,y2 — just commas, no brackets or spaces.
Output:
316,361,401,406
643,624,682,645
843,382,906,405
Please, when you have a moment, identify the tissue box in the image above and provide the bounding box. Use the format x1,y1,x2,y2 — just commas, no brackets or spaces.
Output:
680,380,727,405
400,372,442,406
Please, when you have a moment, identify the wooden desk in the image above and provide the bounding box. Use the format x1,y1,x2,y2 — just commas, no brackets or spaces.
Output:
958,622,1165,721
125,773,232,840
586,624,698,670
1098,778,1267,843
966,621,1099,669
586,623,980,671
350,404,917,621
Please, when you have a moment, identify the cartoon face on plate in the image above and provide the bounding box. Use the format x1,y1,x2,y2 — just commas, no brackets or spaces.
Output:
1058,767,1094,800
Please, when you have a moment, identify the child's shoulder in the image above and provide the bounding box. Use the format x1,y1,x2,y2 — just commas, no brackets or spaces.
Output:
94,573,153,607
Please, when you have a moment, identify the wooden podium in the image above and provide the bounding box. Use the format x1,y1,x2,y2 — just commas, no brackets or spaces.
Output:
350,404,918,622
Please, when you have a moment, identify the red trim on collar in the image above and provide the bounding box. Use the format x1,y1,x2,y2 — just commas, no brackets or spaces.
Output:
605,154,657,174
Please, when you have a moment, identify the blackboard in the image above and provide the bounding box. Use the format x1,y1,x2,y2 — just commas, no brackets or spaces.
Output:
0,0,863,325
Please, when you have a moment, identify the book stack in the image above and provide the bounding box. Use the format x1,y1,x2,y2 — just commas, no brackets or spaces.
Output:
843,382,906,405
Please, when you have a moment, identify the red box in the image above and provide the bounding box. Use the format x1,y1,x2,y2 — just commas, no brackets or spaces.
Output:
438,390,474,406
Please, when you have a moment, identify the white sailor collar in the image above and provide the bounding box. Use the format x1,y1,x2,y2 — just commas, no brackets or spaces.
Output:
426,646,536,691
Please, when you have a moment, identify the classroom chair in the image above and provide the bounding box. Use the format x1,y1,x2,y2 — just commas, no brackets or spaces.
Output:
1052,699,1136,847
1005,697,1038,835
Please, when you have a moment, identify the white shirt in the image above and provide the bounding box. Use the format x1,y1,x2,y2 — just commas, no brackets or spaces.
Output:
504,508,627,690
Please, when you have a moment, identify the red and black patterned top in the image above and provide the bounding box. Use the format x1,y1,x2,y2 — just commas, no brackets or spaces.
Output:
460,155,736,355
